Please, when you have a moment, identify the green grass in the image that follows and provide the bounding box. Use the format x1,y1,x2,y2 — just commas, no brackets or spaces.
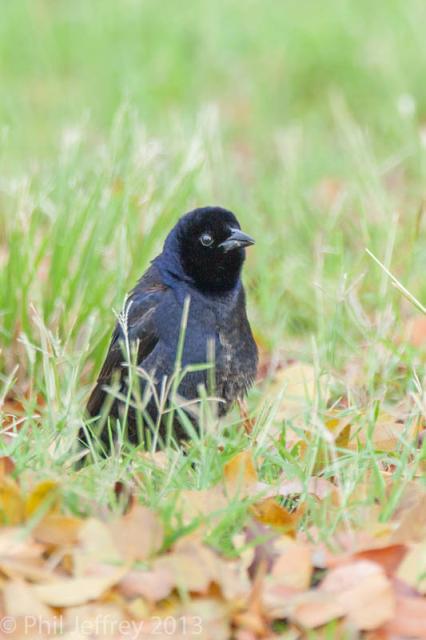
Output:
0,0,425,577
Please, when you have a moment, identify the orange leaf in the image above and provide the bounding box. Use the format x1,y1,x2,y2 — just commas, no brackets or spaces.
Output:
250,497,304,536
355,544,407,576
224,451,258,497
33,514,83,546
0,456,16,478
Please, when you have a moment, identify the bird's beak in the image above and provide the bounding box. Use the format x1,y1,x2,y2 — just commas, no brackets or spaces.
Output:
219,228,255,253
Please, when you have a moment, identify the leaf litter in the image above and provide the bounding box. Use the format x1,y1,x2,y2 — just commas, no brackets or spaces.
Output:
0,360,425,638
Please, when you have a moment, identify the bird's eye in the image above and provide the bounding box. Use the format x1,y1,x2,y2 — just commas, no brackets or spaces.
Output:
200,232,214,247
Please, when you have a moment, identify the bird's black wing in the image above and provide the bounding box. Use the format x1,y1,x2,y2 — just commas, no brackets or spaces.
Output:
86,264,167,417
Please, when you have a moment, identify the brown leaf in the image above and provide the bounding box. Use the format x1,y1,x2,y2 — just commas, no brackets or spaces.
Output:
251,497,304,536
271,539,313,590
355,544,407,576
154,539,250,600
391,485,426,543
113,480,134,514
108,504,163,561
153,540,216,594
32,513,83,546
350,411,417,452
320,560,395,630
73,517,122,576
290,591,345,628
0,527,44,560
0,455,16,478
119,566,174,602
382,594,426,638
224,450,258,497
0,398,25,430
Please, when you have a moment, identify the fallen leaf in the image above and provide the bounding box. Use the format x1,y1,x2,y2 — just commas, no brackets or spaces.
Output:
109,504,163,561
0,455,16,478
119,566,174,601
3,578,53,618
392,485,426,543
0,528,43,562
178,598,231,640
269,362,329,421
320,560,395,630
153,542,215,594
154,539,250,600
0,398,25,430
355,544,407,576
396,543,426,593
32,513,83,546
350,411,417,452
224,450,258,497
63,603,124,636
251,497,304,536
324,412,352,449
271,539,312,590
290,591,345,628
382,594,426,638
32,567,127,606
177,487,228,525
0,556,59,582
73,518,122,576
25,480,60,520
0,476,25,525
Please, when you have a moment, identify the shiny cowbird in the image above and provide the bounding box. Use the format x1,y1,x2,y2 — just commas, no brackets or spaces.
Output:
85,206,257,448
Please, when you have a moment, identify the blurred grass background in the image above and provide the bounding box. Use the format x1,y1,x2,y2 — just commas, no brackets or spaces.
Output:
1,0,426,431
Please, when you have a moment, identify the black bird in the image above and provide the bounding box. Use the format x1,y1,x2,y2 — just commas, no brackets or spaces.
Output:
85,206,257,448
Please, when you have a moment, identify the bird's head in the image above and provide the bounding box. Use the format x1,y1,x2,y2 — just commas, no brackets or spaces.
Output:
169,206,254,293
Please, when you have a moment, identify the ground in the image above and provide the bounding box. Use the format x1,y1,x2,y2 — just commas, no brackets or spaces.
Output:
0,1,425,638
